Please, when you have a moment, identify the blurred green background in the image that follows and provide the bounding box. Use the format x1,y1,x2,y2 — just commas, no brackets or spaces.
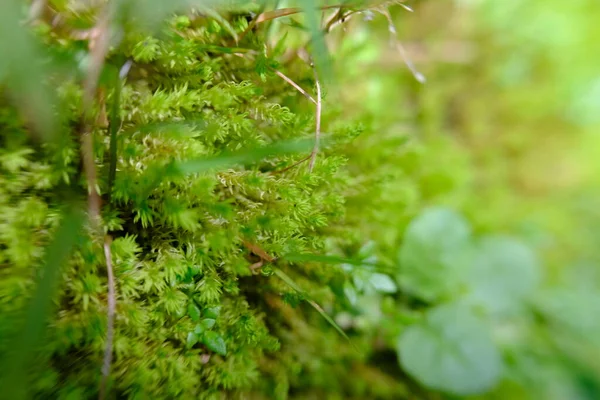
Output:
332,0,600,397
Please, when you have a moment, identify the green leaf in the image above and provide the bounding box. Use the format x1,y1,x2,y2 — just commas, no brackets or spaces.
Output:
272,31,289,58
196,44,253,54
194,319,216,335
201,318,216,330
273,267,352,344
398,207,472,301
204,306,221,319
344,281,358,306
368,273,397,294
283,252,396,274
186,332,199,349
398,303,502,395
536,288,600,343
107,64,123,200
175,138,314,175
0,0,58,142
202,331,227,356
464,236,540,314
188,303,201,322
300,0,332,82
2,205,85,400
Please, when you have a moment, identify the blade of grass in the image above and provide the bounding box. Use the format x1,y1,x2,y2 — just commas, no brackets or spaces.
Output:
301,0,332,82
175,138,314,175
99,236,115,400
107,69,121,201
107,59,132,203
308,67,322,172
2,206,85,400
0,0,58,142
272,68,317,104
247,2,368,26
272,267,352,344
196,44,255,54
283,252,397,274
380,7,425,83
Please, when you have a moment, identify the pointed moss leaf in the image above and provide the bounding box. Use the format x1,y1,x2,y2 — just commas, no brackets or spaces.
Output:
188,303,201,322
398,304,502,395
465,236,540,314
398,207,472,301
202,331,227,356
204,306,221,319
194,319,216,335
186,332,199,349
368,273,397,294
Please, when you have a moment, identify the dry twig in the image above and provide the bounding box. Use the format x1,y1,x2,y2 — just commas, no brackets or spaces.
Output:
269,154,312,175
100,236,116,398
75,7,117,399
380,8,425,83
308,68,322,173
272,69,318,105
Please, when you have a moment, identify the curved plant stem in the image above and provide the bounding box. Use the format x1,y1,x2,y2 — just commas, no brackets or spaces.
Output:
308,68,322,173
76,6,118,399
99,236,115,400
272,68,317,105
381,8,425,83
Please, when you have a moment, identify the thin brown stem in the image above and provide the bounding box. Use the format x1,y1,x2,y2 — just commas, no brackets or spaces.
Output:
75,6,117,399
308,68,322,173
271,69,317,105
249,260,264,275
83,11,110,110
99,236,115,400
81,133,102,221
242,240,277,263
381,8,425,83
269,154,312,175
27,0,46,24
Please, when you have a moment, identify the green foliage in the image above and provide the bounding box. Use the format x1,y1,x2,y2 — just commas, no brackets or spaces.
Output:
397,208,472,302
0,1,397,399
2,0,600,399
393,207,540,395
398,303,502,395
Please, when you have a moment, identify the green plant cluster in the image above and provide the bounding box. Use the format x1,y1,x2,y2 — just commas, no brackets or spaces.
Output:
0,1,405,399
3,0,600,399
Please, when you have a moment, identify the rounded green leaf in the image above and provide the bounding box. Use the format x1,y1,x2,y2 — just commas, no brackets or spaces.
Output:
465,236,539,314
398,207,472,301
194,318,216,335
398,304,502,395
188,303,201,322
186,332,198,349
344,281,358,306
202,331,227,356
204,306,221,319
368,273,397,294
